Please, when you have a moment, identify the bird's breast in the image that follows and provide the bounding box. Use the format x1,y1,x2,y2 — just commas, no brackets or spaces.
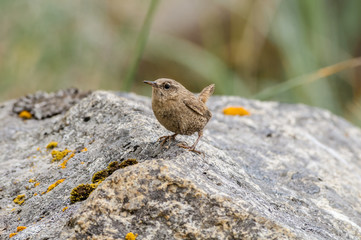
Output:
151,98,208,135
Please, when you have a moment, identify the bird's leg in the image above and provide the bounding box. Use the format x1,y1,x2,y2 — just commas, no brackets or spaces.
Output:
178,131,203,154
157,133,178,146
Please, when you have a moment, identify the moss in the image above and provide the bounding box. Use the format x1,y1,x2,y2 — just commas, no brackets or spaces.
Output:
119,158,138,168
13,194,25,205
125,232,138,240
72,159,138,203
51,149,71,162
46,141,58,149
19,110,32,119
70,183,97,203
92,169,110,183
91,159,138,184
107,161,120,171
16,226,27,232
42,179,65,194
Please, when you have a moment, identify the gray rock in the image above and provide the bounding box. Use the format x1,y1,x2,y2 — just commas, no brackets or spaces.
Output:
0,91,361,240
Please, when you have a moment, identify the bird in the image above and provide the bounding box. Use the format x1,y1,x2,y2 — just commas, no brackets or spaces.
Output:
144,78,215,154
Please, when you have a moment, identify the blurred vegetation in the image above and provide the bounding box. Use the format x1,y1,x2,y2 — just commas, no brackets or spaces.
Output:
1,0,361,126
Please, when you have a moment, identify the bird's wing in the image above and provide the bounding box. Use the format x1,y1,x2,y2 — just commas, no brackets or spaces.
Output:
183,98,207,116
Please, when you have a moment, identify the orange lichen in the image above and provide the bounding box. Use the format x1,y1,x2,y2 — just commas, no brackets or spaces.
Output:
34,182,40,187
46,141,58,149
29,179,36,183
19,110,32,119
60,152,75,169
125,232,138,240
9,232,18,238
16,226,27,232
36,147,40,151
34,193,38,196
223,106,250,116
51,149,71,162
42,179,65,194
13,194,25,205
80,161,85,164
62,206,68,212
81,147,88,152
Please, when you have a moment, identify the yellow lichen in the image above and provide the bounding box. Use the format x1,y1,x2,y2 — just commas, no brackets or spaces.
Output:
223,106,250,116
51,149,71,162
46,141,58,149
42,179,65,194
60,152,75,169
13,194,25,205
80,161,85,164
36,147,40,151
70,183,97,203
125,232,138,240
62,206,68,212
81,147,88,152
19,110,32,119
9,232,18,238
16,226,27,232
11,208,16,211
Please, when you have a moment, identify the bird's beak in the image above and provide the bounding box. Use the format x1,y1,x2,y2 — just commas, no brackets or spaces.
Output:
143,80,158,88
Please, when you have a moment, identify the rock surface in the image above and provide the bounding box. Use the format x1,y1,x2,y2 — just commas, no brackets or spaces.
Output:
0,90,361,240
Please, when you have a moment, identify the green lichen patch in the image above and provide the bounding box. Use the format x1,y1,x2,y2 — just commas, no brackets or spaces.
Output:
92,169,109,183
119,158,138,168
73,159,138,203
91,159,138,184
70,183,97,204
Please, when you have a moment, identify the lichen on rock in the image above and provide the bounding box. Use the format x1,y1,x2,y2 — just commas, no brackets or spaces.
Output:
70,183,97,203
1,90,361,240
13,194,25,205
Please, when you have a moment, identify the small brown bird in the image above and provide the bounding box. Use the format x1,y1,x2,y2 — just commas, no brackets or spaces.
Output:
144,78,215,153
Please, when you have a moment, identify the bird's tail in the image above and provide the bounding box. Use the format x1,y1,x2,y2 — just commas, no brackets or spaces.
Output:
198,84,215,103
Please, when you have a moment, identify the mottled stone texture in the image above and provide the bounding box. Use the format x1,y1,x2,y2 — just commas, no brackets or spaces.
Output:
1,90,361,240
12,88,90,119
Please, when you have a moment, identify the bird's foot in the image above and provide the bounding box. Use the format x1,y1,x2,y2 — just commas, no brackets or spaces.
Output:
177,143,202,155
157,134,177,146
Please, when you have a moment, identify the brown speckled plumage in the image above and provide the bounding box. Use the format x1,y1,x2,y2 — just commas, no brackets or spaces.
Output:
144,78,215,153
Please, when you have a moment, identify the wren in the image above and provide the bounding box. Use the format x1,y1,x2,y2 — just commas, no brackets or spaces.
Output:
144,78,215,154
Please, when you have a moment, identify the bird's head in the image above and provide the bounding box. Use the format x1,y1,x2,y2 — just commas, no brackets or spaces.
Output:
143,78,185,101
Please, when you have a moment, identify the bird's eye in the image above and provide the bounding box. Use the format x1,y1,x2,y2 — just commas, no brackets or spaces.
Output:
164,83,170,89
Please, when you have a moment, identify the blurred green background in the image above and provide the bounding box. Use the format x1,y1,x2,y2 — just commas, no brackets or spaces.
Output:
1,0,361,125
